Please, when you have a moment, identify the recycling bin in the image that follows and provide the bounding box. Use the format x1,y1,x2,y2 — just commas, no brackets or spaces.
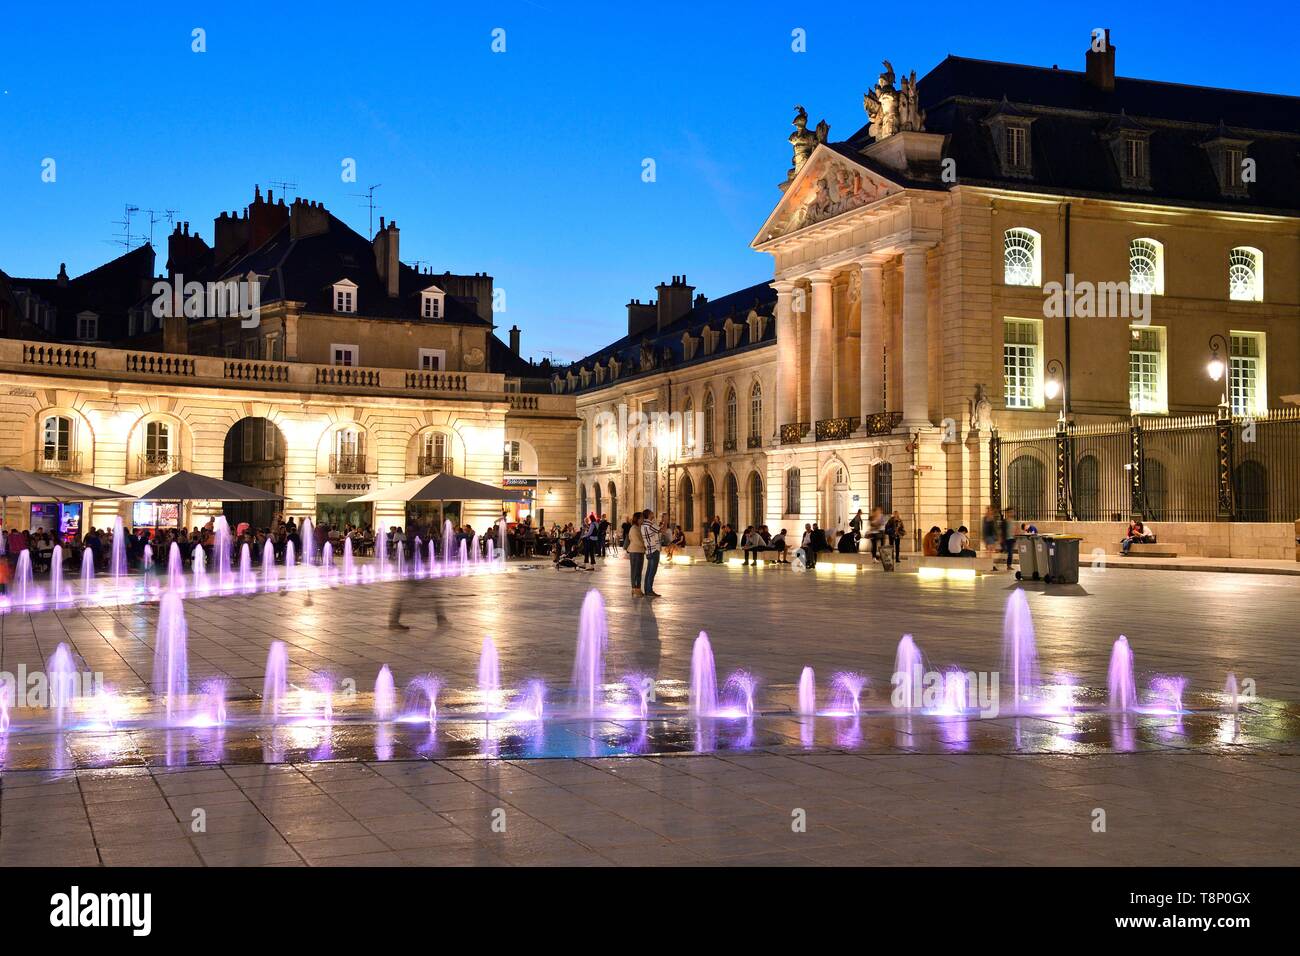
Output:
1014,534,1040,580
1043,534,1083,584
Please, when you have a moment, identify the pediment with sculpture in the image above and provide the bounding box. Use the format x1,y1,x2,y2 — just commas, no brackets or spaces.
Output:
758,148,899,242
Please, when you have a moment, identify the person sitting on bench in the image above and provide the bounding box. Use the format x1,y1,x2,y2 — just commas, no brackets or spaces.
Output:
1120,520,1155,555
947,525,977,558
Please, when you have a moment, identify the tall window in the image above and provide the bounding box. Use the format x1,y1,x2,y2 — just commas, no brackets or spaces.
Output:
1003,228,1040,286
424,432,448,472
1128,238,1163,295
681,474,695,532
503,440,522,472
1228,247,1263,301
725,473,739,528
704,475,716,521
703,391,715,452
1230,332,1266,416
1124,137,1147,182
785,467,801,515
145,421,171,467
682,398,695,453
725,388,738,447
1006,126,1027,169
748,382,762,441
593,421,602,463
1003,318,1041,409
872,462,893,514
749,473,763,527
335,429,365,473
42,415,72,463
578,420,588,463
1129,326,1166,414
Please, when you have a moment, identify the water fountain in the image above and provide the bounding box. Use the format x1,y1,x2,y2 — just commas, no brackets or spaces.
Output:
239,543,254,590
443,519,455,564
426,539,436,576
1150,675,1186,713
322,541,334,573
80,548,95,594
520,680,545,720
470,533,480,562
215,516,232,587
1107,635,1137,712
199,679,227,726
941,669,970,713
374,665,396,719
1224,673,1239,714
262,540,277,589
831,671,867,716
48,643,77,728
797,666,816,715
893,634,924,710
110,515,128,582
343,538,355,580
497,517,508,561
191,544,206,591
50,545,64,600
300,517,314,567
689,632,717,716
412,538,424,576
285,540,296,572
262,641,288,718
0,682,10,734
624,674,653,718
1002,589,1040,712
152,592,189,722
142,543,154,572
459,539,468,565
572,589,607,715
168,542,184,591
407,674,442,723
13,549,34,606
395,541,406,577
376,533,388,577
725,670,757,718
486,540,495,563
478,636,502,714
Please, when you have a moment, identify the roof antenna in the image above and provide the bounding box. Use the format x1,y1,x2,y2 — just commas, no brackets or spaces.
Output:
142,208,180,247
350,183,383,237
268,179,298,201
108,203,141,250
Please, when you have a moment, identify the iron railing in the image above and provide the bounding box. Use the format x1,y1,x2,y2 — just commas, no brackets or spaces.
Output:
747,434,762,449
780,422,809,444
329,453,368,475
35,451,81,475
416,456,454,476
138,453,181,477
993,407,1300,523
815,417,860,441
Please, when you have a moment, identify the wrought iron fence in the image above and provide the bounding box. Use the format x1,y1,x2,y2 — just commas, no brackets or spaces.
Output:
416,455,454,476
329,453,368,475
993,407,1300,523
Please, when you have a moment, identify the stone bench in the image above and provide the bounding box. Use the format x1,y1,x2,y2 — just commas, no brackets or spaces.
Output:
816,551,882,565
915,554,999,573
1122,542,1183,558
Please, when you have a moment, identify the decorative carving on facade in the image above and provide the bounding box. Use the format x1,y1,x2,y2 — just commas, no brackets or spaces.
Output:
787,106,829,183
863,60,926,141
780,161,889,235
971,383,993,431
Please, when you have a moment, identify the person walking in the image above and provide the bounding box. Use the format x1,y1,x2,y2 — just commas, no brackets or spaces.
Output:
626,511,646,596
886,510,905,564
640,508,663,597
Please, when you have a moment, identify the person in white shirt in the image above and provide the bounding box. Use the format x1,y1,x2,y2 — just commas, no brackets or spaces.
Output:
947,525,977,557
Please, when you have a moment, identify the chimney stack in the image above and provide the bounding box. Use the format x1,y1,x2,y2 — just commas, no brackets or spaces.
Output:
289,198,330,240
213,210,250,264
1085,29,1116,92
508,324,521,355
247,185,289,251
166,221,211,276
655,274,695,333
372,218,401,298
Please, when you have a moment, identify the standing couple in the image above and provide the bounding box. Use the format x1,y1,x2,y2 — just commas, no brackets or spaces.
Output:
625,508,665,598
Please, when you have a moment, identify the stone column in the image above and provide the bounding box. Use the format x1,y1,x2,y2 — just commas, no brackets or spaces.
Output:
772,280,798,437
900,247,931,427
858,257,885,422
808,271,834,427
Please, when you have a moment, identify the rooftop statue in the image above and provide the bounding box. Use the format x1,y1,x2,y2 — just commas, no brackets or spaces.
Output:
863,60,926,141
788,105,830,181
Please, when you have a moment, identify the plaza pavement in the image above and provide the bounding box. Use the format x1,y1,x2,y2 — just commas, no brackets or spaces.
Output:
0,556,1296,866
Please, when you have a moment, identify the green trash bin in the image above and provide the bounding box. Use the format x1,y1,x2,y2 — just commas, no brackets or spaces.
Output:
1014,534,1041,580
1044,534,1083,584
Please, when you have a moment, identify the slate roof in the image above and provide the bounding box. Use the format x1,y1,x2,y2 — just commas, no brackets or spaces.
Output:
8,244,156,341
560,281,777,394
834,55,1300,214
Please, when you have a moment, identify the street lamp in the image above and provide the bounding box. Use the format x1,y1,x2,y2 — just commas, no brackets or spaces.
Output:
1207,334,1228,401
1044,358,1066,420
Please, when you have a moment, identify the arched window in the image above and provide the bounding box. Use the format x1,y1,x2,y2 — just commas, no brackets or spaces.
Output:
725,473,739,528
1074,454,1100,521
1128,238,1163,295
421,432,449,474
681,474,695,531
593,420,602,464
725,387,738,448
749,472,764,527
785,467,801,515
682,398,695,453
593,482,602,517
749,382,762,442
579,484,588,521
1003,228,1041,287
333,428,366,473
578,419,589,463
1007,455,1045,521
872,462,893,514
608,482,618,526
1228,246,1263,301
703,391,715,452
40,414,74,471
704,474,716,521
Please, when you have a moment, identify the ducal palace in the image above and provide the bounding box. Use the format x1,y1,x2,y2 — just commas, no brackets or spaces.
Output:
2,32,1298,558
559,33,1300,559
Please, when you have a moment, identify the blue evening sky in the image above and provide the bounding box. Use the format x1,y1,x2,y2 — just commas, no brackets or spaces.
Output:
2,1,1296,361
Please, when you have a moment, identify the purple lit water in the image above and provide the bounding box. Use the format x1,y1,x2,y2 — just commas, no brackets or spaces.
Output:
689,632,717,716
831,671,867,715
152,592,189,723
343,537,355,579
724,670,757,717
191,544,206,590
797,666,816,715
572,589,607,715
1107,635,1137,712
893,634,924,710
300,517,314,567
478,636,501,714
407,674,442,723
520,680,545,720
262,641,289,718
443,519,455,564
13,550,34,606
50,545,64,600
214,516,232,587
48,643,77,728
1150,675,1186,713
168,542,184,591
80,548,95,593
238,543,253,589
624,673,654,718
374,665,396,719
263,540,277,589
110,515,127,581
1002,589,1040,712
1224,673,1239,713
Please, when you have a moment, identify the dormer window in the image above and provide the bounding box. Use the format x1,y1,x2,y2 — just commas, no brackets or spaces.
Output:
332,279,358,313
420,285,445,319
747,310,767,343
1202,126,1252,199
1104,112,1152,190
76,311,98,340
723,318,741,350
702,327,719,356
681,332,698,362
983,98,1034,178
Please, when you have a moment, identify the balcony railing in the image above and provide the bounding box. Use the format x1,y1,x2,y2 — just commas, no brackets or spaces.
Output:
416,456,454,476
723,437,738,452
504,458,522,473
138,453,181,476
35,451,81,475
577,456,587,468
780,422,810,444
747,434,762,449
815,417,860,442
329,453,368,475
591,453,601,467
861,411,903,436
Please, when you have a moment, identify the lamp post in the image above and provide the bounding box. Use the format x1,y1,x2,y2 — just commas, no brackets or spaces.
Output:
1207,333,1229,409
1044,358,1067,421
